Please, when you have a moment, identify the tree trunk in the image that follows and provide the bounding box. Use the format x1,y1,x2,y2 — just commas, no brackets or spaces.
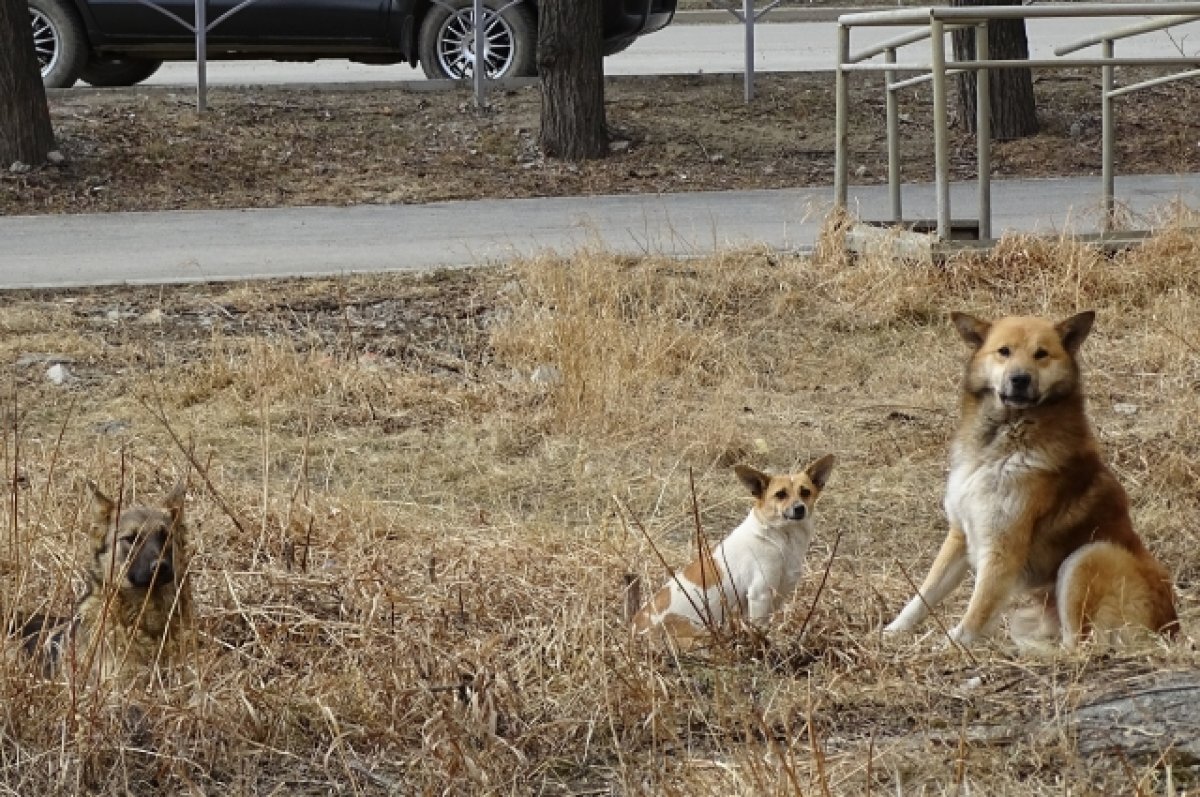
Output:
1072,673,1200,764
537,0,607,161
0,0,55,167
951,0,1038,140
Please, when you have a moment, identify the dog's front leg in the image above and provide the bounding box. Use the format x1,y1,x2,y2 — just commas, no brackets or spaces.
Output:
885,527,969,634
949,542,1026,646
747,592,776,624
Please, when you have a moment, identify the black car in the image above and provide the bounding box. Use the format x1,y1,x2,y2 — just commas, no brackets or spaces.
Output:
30,0,676,88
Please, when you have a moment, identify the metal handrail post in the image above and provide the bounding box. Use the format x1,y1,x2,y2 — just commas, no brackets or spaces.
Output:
930,17,950,239
1101,38,1115,230
195,0,207,112
743,0,755,103
834,24,850,208
976,21,991,240
885,47,902,222
473,0,486,108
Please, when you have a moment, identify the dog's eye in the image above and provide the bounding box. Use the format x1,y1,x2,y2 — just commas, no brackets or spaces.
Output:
997,346,1011,357
800,487,812,499
1034,348,1048,359
773,489,789,500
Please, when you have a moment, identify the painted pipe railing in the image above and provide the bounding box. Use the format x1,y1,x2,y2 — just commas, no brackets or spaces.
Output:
833,3,1200,241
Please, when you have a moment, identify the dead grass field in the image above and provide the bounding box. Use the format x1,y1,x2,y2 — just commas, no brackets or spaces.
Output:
2,217,1200,794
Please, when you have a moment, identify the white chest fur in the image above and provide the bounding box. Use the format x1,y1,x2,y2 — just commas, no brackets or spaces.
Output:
680,512,813,625
721,516,811,592
944,443,1048,565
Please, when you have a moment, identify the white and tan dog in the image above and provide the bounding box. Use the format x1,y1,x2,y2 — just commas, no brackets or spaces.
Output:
885,311,1179,649
631,455,835,648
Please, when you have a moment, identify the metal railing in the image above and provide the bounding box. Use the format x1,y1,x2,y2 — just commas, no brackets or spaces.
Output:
156,0,520,112
131,0,263,112
833,3,1200,241
709,0,784,102
428,0,530,110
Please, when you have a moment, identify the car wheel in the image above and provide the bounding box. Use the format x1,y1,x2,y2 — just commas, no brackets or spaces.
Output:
29,0,88,88
80,56,164,87
602,37,635,58
418,0,536,80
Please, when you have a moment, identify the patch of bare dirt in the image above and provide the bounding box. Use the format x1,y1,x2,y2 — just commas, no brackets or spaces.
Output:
2,69,1197,216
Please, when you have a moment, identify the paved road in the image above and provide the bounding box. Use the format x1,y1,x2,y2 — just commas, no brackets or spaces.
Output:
133,15,1200,86
2,174,1197,289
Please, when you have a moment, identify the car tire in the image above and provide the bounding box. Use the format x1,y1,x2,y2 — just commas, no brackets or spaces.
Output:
418,0,536,80
602,37,635,57
80,56,164,87
29,0,88,89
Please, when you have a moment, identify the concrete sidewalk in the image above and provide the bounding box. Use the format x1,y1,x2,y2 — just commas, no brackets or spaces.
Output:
2,173,1197,289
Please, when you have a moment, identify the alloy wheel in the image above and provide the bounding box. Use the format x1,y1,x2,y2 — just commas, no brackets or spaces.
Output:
30,8,60,77
434,6,517,79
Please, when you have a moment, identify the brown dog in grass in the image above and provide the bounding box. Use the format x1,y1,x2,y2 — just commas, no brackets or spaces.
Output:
885,311,1179,649
17,481,194,687
630,455,835,649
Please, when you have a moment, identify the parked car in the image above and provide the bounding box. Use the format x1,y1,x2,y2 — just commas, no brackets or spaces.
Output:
30,0,677,88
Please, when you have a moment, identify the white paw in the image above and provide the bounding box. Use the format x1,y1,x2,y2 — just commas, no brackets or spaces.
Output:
883,618,912,635
947,624,977,647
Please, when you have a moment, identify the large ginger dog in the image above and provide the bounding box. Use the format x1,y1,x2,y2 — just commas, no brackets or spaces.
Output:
885,311,1178,648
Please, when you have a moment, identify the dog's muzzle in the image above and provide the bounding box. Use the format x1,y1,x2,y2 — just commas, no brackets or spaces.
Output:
1000,371,1036,407
129,558,174,589
783,503,807,521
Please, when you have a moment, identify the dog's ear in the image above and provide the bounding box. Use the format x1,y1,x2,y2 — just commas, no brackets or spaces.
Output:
951,312,991,350
162,481,187,528
805,454,835,490
734,465,770,498
86,480,116,534
1056,310,1095,354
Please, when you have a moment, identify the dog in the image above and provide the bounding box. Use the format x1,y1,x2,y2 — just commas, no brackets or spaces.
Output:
630,454,835,648
17,480,194,687
885,311,1179,649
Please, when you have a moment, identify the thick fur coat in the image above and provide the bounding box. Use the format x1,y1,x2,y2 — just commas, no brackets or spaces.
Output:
885,312,1178,649
19,481,194,687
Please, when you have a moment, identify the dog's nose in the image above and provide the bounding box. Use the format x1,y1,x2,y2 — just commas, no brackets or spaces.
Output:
1007,372,1032,391
784,503,807,521
130,557,173,588
155,560,174,584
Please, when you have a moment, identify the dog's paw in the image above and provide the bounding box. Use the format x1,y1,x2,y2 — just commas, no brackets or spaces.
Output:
882,618,913,635
946,623,978,647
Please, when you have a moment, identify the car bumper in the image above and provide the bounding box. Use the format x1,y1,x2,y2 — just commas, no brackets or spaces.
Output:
607,1,676,40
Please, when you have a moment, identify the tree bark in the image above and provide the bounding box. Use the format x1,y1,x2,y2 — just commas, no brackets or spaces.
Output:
951,0,1038,140
537,0,608,161
1072,673,1200,764
0,0,55,167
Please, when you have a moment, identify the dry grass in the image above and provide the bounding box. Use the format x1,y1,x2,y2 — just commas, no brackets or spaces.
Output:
1,213,1199,794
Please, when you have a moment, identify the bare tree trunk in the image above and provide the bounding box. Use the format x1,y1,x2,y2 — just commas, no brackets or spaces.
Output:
1072,673,1200,764
537,0,607,161
0,0,55,167
952,0,1038,140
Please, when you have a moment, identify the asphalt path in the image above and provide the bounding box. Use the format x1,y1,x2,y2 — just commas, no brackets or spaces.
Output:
133,15,1200,86
3,174,1197,289
16,10,1199,289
